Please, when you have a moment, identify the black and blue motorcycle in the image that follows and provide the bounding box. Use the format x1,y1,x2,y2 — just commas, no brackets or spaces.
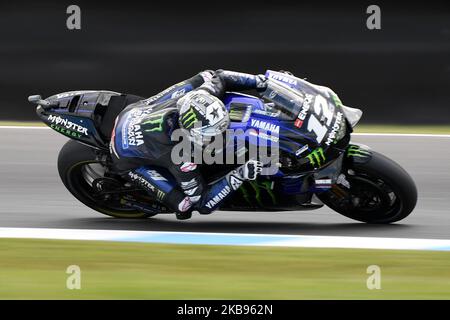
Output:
29,70,417,223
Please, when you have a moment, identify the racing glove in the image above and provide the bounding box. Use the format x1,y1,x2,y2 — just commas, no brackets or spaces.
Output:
237,159,263,181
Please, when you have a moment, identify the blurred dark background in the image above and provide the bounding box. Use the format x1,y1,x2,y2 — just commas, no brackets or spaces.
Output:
0,1,449,124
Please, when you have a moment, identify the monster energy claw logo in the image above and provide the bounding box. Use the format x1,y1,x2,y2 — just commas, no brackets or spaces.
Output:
331,93,343,108
347,145,371,158
239,180,277,207
181,107,198,129
307,147,326,167
142,114,164,132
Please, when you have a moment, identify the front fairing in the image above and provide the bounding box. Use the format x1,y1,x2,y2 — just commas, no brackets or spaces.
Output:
259,72,351,169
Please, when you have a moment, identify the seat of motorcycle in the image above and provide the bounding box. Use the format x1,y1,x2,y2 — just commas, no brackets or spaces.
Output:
99,94,145,140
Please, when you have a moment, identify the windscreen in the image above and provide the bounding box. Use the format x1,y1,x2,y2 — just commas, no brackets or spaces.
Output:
260,79,304,121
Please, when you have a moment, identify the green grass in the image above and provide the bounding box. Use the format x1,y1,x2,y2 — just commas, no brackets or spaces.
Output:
0,121,46,127
1,121,449,134
0,238,449,299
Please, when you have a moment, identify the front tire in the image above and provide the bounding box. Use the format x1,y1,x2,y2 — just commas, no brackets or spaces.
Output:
58,140,155,218
318,150,417,223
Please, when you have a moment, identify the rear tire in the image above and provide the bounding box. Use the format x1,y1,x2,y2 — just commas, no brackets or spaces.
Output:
318,151,417,223
58,140,156,218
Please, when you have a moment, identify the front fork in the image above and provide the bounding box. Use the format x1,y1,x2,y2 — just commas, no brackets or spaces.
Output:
311,143,372,195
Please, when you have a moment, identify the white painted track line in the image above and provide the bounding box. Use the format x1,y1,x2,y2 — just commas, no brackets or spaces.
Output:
1,228,450,251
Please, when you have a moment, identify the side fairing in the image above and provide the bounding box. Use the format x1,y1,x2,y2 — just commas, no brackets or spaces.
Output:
224,84,349,171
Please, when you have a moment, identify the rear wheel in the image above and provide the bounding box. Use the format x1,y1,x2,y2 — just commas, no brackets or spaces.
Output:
317,151,417,223
58,140,157,218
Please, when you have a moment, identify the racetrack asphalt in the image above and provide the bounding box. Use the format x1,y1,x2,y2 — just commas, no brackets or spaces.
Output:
0,128,449,239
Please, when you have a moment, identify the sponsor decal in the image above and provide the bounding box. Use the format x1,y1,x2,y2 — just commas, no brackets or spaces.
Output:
331,93,344,108
142,114,164,133
122,108,154,148
249,129,279,143
146,170,167,181
180,162,197,172
156,190,166,201
127,124,144,147
128,172,155,192
205,185,231,209
306,147,326,167
129,171,165,200
229,174,243,191
268,73,298,86
315,179,332,184
50,124,83,139
314,178,332,189
180,107,198,129
252,108,280,118
295,144,309,157
171,88,186,99
325,111,344,146
55,91,87,99
239,180,276,206
223,70,260,88
250,119,280,134
346,144,371,158
294,94,313,128
48,115,88,136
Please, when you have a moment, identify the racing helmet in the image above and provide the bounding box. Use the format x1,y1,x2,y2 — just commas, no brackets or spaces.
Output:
178,90,229,145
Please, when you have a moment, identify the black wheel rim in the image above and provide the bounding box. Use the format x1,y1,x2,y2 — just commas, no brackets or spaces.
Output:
323,170,402,222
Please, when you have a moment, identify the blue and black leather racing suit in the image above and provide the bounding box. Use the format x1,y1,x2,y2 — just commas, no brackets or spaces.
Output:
110,70,267,218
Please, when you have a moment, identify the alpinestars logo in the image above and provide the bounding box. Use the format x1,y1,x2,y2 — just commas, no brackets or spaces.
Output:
307,147,326,167
205,185,231,209
229,174,243,191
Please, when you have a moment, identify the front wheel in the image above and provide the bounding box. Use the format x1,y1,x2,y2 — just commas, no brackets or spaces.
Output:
317,150,417,223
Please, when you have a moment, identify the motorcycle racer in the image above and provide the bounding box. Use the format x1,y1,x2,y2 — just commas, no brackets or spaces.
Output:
110,70,267,219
